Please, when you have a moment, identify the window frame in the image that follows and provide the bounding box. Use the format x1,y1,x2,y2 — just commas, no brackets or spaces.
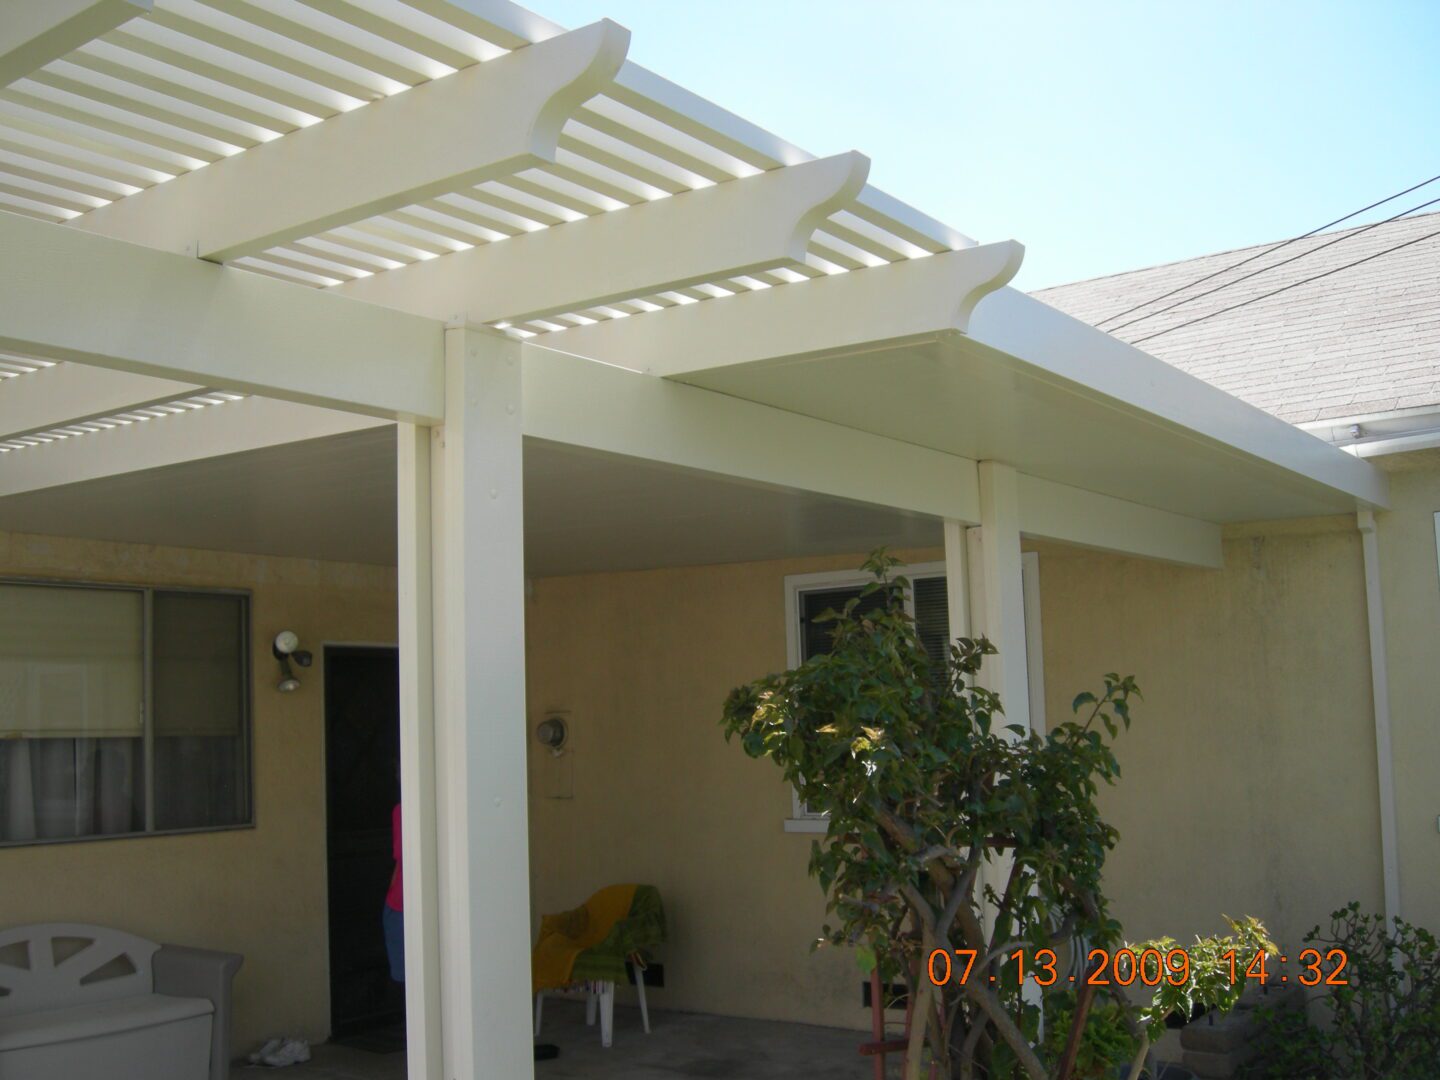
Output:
779,556,1045,834
0,575,254,848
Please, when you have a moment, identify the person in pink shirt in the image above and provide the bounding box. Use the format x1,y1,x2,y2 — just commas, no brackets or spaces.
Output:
383,802,404,982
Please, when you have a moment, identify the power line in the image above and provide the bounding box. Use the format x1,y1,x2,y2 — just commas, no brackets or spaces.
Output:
1103,193,1440,336
1123,224,1440,346
1093,171,1440,329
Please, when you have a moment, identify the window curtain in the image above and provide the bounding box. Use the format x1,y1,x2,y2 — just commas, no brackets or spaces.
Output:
0,584,145,842
0,737,142,842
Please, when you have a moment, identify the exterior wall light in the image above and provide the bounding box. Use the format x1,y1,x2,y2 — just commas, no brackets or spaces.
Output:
535,715,568,755
272,630,313,692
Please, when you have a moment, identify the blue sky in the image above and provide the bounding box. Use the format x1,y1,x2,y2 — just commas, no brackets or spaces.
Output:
538,1,1440,289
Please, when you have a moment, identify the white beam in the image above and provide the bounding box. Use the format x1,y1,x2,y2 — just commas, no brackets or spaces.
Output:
521,340,980,523
0,212,444,420
432,327,533,1078
0,324,1223,568
335,152,871,325
0,0,151,87
72,20,630,261
397,422,444,1080
522,342,1221,566
0,396,384,497
401,1,810,167
0,362,199,442
1016,473,1222,569
405,0,979,254
538,241,1024,376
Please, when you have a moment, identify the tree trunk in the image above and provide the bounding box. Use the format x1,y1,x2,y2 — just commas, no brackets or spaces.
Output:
1054,978,1098,1080
905,977,934,1080
1124,1033,1150,1080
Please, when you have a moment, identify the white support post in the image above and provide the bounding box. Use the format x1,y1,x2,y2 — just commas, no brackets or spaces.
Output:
1357,510,1401,927
432,326,534,1079
964,463,1033,956
942,518,972,644
974,461,1031,730
396,422,443,1080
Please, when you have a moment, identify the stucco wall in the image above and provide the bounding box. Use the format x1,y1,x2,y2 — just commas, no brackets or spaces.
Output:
524,550,936,1031
1374,456,1440,933
1034,519,1385,957
526,521,1390,1030
0,529,397,1053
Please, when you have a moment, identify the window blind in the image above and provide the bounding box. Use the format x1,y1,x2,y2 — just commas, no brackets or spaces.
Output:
153,591,245,738
912,576,951,668
0,584,143,739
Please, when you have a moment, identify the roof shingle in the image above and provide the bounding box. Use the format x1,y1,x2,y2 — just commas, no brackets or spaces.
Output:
1031,210,1440,424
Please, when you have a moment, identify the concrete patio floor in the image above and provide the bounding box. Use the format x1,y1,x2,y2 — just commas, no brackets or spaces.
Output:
232,999,891,1078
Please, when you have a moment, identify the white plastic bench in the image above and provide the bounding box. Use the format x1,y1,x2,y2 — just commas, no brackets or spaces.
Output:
0,923,241,1080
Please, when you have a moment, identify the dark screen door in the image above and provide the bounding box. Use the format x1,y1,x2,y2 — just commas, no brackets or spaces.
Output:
324,645,403,1036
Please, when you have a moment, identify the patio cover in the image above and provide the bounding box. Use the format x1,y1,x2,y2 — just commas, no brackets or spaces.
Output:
0,0,1385,562
0,3,1390,1078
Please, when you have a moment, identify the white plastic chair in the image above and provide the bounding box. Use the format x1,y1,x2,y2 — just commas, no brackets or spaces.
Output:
533,959,650,1048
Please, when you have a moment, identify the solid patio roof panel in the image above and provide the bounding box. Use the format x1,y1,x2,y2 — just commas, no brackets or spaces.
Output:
667,303,1388,522
545,251,1388,525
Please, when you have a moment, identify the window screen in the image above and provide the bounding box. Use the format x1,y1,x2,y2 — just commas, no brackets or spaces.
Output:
913,576,951,668
791,574,950,822
800,578,951,665
799,585,887,660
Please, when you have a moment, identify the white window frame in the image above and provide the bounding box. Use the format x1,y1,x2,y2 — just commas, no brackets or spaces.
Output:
780,555,1045,834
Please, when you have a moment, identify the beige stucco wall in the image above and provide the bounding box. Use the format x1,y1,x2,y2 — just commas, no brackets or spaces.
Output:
0,529,397,1053
524,549,940,1031
1373,455,1440,933
526,519,1391,1030
1034,519,1385,956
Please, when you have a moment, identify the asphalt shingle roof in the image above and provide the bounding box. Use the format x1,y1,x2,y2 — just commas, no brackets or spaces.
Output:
1031,210,1440,425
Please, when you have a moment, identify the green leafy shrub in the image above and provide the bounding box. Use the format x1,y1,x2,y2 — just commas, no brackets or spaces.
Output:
1040,998,1137,1080
721,551,1272,1080
1131,918,1278,1041
1242,904,1440,1080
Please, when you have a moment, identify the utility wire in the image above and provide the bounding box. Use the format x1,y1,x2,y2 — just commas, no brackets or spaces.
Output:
1123,224,1440,346
1103,193,1440,336
1094,171,1440,329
